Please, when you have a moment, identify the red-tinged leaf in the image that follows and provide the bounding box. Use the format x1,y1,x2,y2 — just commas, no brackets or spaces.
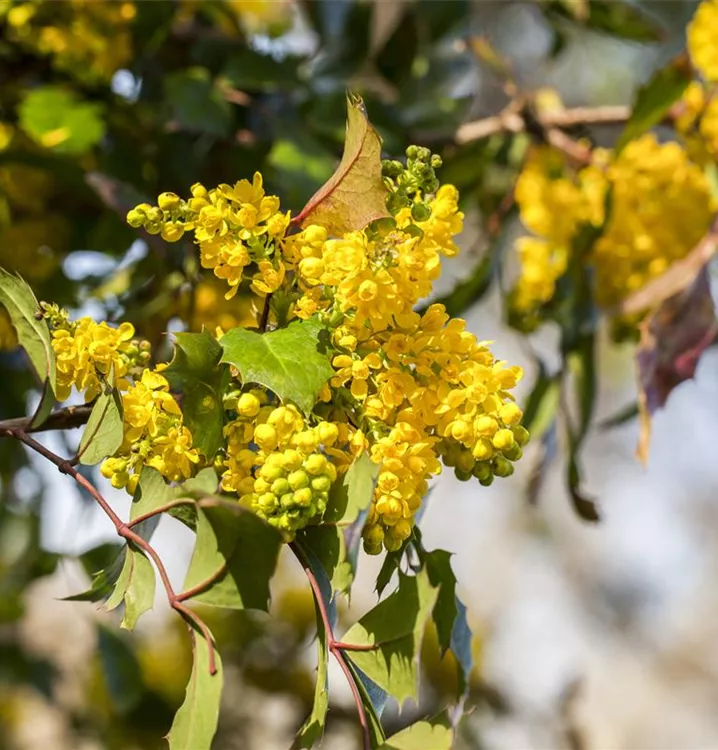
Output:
293,93,389,235
636,267,718,464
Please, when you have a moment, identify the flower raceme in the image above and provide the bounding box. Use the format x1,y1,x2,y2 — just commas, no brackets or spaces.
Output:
510,133,716,331
46,145,529,553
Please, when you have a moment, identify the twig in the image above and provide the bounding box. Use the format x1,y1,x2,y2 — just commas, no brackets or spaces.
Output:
126,498,196,529
0,404,93,435
290,542,372,750
456,103,632,144
259,293,272,332
619,215,718,315
2,427,219,675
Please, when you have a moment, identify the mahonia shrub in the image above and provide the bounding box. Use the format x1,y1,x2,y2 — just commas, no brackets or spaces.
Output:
55,118,528,552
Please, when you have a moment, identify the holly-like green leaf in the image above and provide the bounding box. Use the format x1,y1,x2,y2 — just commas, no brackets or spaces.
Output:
616,55,692,153
182,499,281,610
164,331,226,457
220,316,333,414
522,365,561,442
18,86,105,155
292,597,329,749
104,539,156,630
376,548,402,597
165,67,232,138
544,0,664,43
166,628,223,750
324,451,378,525
0,269,56,422
78,387,123,466
294,93,390,235
379,713,454,750
342,569,439,704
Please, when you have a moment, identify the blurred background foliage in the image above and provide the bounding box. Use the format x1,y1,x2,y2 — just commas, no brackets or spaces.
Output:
0,1,713,748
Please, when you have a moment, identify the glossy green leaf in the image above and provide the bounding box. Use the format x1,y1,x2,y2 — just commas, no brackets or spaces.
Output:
182,499,282,610
166,628,223,750
19,86,105,154
379,713,453,750
78,387,123,466
104,543,156,629
0,269,56,419
324,451,378,525
616,55,692,153
375,547,402,597
220,316,333,414
342,569,439,704
164,331,227,457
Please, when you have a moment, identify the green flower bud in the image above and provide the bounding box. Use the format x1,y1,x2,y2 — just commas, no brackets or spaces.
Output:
271,478,291,496
511,425,530,446
430,154,443,168
405,145,419,159
492,456,514,478
288,470,309,490
410,202,432,222
454,467,473,482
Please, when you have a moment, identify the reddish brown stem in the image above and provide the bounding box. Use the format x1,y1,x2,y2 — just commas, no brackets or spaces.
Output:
126,498,196,529
176,563,228,602
290,542,372,750
4,428,218,676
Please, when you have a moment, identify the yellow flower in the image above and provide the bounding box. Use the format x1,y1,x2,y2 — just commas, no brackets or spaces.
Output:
688,0,718,81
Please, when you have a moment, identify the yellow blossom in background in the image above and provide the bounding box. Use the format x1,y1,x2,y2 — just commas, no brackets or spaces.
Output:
3,1,136,83
593,135,714,308
228,0,294,34
512,134,715,318
688,0,718,81
0,308,17,351
189,278,258,336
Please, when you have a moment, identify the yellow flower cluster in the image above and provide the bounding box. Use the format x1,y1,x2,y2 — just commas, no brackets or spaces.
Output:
127,173,291,300
325,304,526,552
129,150,529,553
1,0,136,83
512,134,715,320
593,136,714,308
101,370,200,494
221,397,340,537
51,317,149,402
688,0,718,81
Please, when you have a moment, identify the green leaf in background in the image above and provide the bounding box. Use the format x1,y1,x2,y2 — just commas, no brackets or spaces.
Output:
0,269,56,423
182,499,281,610
342,569,439,704
18,86,105,155
544,0,664,43
166,627,223,750
165,67,232,138
616,54,692,153
78,387,123,466
164,331,227,457
521,365,561,442
375,547,403,597
292,596,329,749
220,316,334,414
379,713,454,750
96,624,143,715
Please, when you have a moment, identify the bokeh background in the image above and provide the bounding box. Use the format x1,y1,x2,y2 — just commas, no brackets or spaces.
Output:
1,1,717,748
